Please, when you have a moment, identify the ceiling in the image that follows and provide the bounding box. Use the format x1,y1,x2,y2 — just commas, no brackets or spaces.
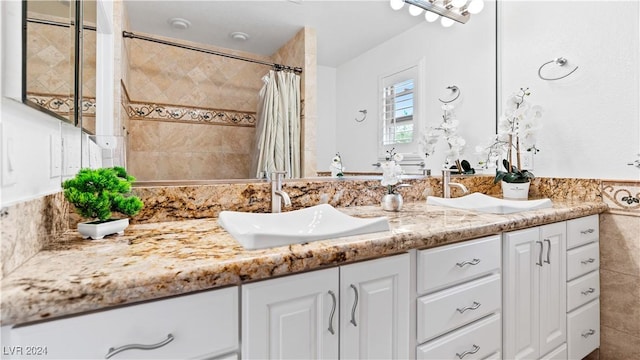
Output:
124,0,425,67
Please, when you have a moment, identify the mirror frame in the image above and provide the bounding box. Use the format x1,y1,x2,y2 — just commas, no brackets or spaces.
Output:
21,0,82,127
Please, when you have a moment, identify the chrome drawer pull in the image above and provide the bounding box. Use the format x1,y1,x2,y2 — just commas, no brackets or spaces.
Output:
328,290,337,335
456,258,481,267
456,344,480,359
581,329,596,338
581,287,596,296
105,333,174,359
536,240,543,267
580,228,595,235
544,239,551,264
581,258,596,265
456,301,481,314
350,284,359,327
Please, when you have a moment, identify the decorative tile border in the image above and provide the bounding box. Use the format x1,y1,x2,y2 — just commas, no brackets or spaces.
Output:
26,93,96,118
601,180,640,216
126,101,256,127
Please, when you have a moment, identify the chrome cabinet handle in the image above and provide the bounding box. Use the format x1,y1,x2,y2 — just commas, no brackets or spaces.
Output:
105,334,174,359
350,284,359,327
581,329,596,338
456,301,481,314
581,287,596,296
580,228,595,235
544,239,551,264
536,240,543,266
328,290,336,335
456,344,480,359
456,258,481,267
581,258,596,265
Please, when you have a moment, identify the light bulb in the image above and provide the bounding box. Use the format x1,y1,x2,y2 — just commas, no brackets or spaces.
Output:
451,0,467,8
424,11,439,22
390,0,405,11
467,0,484,14
409,4,424,16
441,17,455,27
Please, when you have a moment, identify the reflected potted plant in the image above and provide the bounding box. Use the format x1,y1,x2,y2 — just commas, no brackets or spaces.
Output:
477,87,543,199
63,167,144,239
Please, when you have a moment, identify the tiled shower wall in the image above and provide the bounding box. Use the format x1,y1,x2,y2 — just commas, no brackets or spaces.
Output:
123,29,313,180
599,180,640,360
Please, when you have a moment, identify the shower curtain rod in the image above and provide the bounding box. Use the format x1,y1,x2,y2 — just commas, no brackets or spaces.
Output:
122,31,303,74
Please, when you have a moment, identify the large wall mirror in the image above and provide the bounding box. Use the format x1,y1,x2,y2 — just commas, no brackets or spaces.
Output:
22,0,96,133
122,1,496,182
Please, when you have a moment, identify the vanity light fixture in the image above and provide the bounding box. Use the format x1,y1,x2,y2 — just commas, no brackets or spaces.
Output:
168,17,191,30
390,0,484,26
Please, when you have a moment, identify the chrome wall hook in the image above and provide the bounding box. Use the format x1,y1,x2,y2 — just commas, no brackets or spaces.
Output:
538,57,579,80
438,85,461,103
355,109,367,122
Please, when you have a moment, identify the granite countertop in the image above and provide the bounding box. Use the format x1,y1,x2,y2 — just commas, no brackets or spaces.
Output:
1,200,608,326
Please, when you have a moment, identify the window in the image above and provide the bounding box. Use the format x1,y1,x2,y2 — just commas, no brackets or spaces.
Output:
379,60,424,161
382,79,414,145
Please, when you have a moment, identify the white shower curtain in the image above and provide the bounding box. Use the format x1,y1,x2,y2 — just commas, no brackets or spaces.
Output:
252,70,301,178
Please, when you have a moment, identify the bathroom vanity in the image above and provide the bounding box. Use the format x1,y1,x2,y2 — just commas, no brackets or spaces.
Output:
0,201,606,359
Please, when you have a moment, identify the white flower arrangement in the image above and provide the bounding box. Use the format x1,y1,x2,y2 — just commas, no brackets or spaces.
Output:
420,102,467,172
476,87,542,183
330,153,345,178
381,148,407,194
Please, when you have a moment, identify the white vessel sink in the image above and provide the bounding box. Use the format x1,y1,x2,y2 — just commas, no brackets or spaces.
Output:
218,204,390,250
426,192,553,214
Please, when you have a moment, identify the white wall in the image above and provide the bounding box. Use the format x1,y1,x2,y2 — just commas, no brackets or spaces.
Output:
0,0,81,206
333,1,497,173
500,1,640,180
316,65,338,173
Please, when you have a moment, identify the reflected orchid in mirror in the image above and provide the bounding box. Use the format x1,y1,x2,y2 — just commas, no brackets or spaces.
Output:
420,101,467,172
331,153,345,178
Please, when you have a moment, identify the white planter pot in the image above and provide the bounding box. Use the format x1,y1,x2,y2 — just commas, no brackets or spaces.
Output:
381,194,403,212
77,218,129,240
501,181,530,200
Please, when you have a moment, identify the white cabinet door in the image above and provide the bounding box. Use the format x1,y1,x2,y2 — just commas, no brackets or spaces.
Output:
503,228,540,360
340,254,410,360
241,268,339,360
539,222,567,357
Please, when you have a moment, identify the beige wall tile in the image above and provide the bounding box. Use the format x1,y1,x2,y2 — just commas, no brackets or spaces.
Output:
601,325,640,360
600,269,640,338
600,213,640,276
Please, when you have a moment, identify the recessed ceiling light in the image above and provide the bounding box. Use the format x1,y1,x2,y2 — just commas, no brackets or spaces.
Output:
168,18,191,30
230,32,250,41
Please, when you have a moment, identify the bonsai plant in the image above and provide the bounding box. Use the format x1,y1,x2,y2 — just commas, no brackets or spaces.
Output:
63,166,143,239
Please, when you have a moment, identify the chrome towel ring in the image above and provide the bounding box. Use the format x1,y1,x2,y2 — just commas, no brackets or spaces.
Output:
538,57,578,81
439,85,461,103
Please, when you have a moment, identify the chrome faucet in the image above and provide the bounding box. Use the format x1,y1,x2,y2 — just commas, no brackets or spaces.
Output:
271,171,292,213
442,169,470,198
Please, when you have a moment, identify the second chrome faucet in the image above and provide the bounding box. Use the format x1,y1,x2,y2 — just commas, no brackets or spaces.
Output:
271,171,292,213
442,169,470,198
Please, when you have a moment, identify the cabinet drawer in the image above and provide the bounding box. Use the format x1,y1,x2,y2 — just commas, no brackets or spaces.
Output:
567,215,599,250
567,242,599,281
417,235,501,294
417,274,501,343
568,300,600,360
9,287,239,359
567,271,600,312
417,313,501,360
